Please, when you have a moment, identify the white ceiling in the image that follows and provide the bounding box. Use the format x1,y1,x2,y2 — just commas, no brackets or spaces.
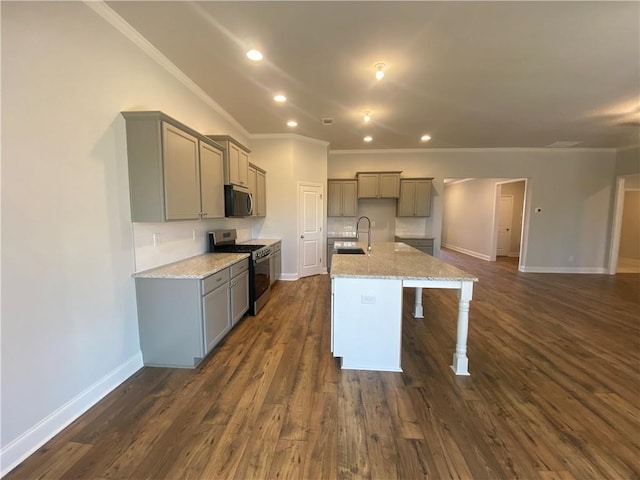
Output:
107,1,640,150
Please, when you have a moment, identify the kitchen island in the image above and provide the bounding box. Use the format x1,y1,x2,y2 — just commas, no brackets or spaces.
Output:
330,242,478,375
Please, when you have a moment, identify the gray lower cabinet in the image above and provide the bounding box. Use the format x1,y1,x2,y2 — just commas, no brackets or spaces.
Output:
203,275,231,353
395,236,434,256
270,241,282,285
327,240,336,271
135,258,249,368
230,260,250,325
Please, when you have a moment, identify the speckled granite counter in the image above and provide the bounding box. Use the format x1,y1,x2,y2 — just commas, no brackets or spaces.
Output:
132,252,249,279
330,242,477,376
330,242,477,282
240,238,281,247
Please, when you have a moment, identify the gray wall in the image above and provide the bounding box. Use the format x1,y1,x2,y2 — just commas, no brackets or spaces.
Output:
616,146,640,176
329,148,617,271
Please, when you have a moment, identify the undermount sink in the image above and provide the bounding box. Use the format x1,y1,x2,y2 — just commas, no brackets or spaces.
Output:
336,248,366,255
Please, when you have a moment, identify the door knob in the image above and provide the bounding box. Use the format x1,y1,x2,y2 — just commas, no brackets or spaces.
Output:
300,235,305,239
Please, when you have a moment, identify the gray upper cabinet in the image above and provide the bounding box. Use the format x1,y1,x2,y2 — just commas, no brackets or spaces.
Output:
256,168,267,217
397,178,433,217
328,180,358,216
199,141,225,219
122,111,225,222
248,163,267,217
357,172,401,199
206,135,250,188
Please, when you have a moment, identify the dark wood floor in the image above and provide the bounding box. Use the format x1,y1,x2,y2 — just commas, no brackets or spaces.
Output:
6,250,640,479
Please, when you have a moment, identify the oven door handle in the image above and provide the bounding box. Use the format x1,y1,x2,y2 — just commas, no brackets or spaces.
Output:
255,254,271,265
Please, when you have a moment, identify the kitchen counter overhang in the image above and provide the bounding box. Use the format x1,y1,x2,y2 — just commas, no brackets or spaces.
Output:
330,242,478,375
330,241,478,283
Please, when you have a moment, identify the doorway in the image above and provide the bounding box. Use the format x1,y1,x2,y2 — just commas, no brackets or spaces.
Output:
492,179,527,269
442,178,529,269
609,174,640,274
298,182,324,278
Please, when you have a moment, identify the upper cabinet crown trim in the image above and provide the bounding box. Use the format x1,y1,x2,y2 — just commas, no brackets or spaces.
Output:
121,111,224,151
356,171,402,176
206,135,251,153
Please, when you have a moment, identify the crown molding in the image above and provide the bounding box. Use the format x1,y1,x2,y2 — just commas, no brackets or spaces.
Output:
329,147,618,155
616,144,640,152
84,1,250,139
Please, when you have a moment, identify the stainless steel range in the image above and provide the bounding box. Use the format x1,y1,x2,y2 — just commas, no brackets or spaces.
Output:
209,229,271,315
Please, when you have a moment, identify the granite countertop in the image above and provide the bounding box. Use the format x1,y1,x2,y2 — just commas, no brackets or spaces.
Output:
133,252,249,279
330,242,478,282
240,238,281,246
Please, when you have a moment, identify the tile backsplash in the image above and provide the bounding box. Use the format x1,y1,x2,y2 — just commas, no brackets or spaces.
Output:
328,214,433,238
133,218,254,272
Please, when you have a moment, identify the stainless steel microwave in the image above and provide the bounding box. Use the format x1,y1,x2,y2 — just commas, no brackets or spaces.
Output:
224,185,253,217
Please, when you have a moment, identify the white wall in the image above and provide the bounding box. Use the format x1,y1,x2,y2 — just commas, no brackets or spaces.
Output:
442,179,500,260
0,2,258,472
329,148,617,272
249,135,328,278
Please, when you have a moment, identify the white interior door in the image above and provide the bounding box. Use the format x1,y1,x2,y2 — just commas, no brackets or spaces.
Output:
298,183,323,278
497,195,514,256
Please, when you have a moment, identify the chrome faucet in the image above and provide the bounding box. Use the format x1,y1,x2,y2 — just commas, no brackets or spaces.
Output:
356,216,372,252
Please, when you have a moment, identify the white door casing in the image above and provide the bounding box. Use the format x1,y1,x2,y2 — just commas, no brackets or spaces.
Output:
497,195,514,256
298,182,323,278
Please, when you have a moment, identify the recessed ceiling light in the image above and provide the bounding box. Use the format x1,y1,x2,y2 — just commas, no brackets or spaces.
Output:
374,63,386,81
364,136,373,142
287,120,298,127
421,134,431,142
273,94,287,103
363,111,371,123
246,49,263,61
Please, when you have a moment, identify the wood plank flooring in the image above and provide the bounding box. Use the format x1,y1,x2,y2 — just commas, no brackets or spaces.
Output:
6,249,640,479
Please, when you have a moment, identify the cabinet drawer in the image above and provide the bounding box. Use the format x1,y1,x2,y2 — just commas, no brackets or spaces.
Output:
230,258,249,278
202,269,229,295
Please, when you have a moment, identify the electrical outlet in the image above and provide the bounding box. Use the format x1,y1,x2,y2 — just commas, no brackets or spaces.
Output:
192,229,197,240
153,233,160,246
361,295,376,304
371,220,376,227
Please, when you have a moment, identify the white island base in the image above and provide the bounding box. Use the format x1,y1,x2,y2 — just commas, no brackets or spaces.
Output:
330,242,477,375
331,277,404,371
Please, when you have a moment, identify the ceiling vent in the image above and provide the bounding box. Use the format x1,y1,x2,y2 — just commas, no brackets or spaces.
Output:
322,118,334,126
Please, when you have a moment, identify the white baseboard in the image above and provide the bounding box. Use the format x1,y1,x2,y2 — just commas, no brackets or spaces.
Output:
519,266,608,274
0,352,143,477
279,273,299,281
441,244,491,261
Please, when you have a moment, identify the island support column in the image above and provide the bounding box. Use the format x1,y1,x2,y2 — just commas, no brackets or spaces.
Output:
451,281,473,376
413,287,424,318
